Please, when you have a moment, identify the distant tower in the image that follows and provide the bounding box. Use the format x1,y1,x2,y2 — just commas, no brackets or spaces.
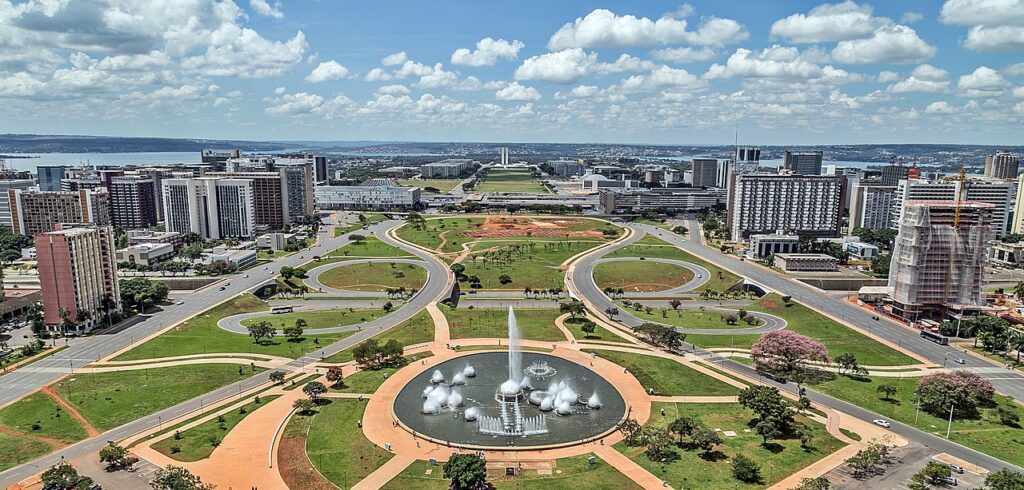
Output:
500,147,509,166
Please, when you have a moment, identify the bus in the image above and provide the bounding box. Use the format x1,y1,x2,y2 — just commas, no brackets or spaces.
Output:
270,306,294,314
920,330,949,345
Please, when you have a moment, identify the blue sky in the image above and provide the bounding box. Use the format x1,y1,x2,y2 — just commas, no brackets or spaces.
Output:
0,0,1022,145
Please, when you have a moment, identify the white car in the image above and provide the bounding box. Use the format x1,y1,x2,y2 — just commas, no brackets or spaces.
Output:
872,419,891,428
176,301,185,305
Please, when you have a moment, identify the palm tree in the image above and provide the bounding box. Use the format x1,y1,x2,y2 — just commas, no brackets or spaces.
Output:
1010,329,1024,365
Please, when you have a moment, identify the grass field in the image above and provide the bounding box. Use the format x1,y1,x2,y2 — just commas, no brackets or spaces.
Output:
240,308,389,331
564,317,632,343
152,395,280,462
0,433,51,472
306,399,393,488
593,260,694,292
330,352,432,394
324,236,413,259
619,305,765,329
397,179,462,193
474,169,550,194
324,310,436,363
606,239,741,292
395,217,486,253
813,373,1024,466
113,295,358,361
383,453,643,490
332,214,390,237
0,392,89,443
583,349,741,396
317,262,427,292
617,402,842,489
444,306,565,342
461,238,604,290
56,364,263,432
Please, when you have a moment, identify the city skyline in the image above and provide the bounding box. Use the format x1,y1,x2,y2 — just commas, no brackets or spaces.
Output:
0,1,1023,145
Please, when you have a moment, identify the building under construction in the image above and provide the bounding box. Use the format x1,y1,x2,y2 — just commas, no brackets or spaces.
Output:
888,200,994,321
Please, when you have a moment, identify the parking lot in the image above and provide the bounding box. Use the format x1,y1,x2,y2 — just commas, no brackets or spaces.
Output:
823,443,986,489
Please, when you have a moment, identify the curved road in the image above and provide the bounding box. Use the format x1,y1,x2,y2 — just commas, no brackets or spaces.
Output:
303,257,429,297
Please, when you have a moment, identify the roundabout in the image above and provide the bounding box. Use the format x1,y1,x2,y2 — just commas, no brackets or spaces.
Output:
304,257,429,296
593,257,710,296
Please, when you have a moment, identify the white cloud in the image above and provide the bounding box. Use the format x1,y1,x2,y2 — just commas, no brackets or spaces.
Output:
705,46,823,80
305,60,350,83
381,52,408,66
925,100,956,113
547,8,746,50
265,91,355,118
0,72,45,96
941,0,1024,52
1013,86,1024,97
831,25,936,64
650,47,716,63
964,25,1024,52
889,78,950,93
569,85,600,97
250,0,283,19
910,64,949,81
617,66,705,92
365,68,391,82
415,63,459,89
451,76,507,91
451,38,524,66
770,1,886,43
593,54,657,75
878,70,901,83
376,84,410,95
901,11,924,24
495,81,542,101
182,30,307,78
1003,62,1024,76
958,66,1009,95
514,48,598,84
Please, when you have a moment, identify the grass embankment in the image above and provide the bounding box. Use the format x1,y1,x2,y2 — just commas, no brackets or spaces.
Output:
564,317,632,344
113,295,356,361
593,260,694,292
474,169,550,194
460,239,604,290
324,236,413,259
622,306,766,330
384,454,642,489
241,308,392,331
324,310,436,363
330,352,433,394
584,350,741,396
317,262,427,292
616,402,842,489
444,306,565,342
0,392,88,443
306,399,393,488
395,217,485,253
152,395,280,461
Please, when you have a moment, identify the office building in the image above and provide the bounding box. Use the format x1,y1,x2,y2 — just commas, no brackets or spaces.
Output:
690,159,719,188
597,187,726,214
985,150,1020,180
847,242,879,259
278,162,315,223
36,224,120,331
549,160,585,177
880,163,919,186
115,242,174,266
500,147,509,165
314,181,420,210
162,177,256,239
894,179,1015,237
783,151,823,175
773,253,838,272
888,201,994,321
108,175,158,229
992,242,1024,267
257,232,298,251
201,149,241,170
849,182,897,230
420,159,473,178
9,189,111,236
642,167,680,187
37,165,66,191
206,172,284,230
749,232,800,259
0,176,37,228
126,230,183,250
728,174,844,240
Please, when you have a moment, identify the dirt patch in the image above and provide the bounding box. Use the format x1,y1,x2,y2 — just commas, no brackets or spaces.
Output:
278,434,335,490
462,216,605,239
0,424,65,451
41,385,100,437
759,298,783,310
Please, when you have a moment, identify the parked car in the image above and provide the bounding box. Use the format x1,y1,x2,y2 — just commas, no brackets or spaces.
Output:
939,476,958,486
947,464,964,474
872,419,891,428
953,358,966,365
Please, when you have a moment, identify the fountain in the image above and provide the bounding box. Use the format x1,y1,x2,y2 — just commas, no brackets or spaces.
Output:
452,372,467,385
430,370,445,384
587,392,602,409
463,365,476,377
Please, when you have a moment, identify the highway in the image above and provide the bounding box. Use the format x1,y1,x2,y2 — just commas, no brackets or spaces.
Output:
569,220,1024,473
0,218,452,487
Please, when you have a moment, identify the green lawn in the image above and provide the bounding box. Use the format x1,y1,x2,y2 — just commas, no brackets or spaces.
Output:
395,217,486,253
813,374,1024,466
584,350,741,396
240,308,390,331
317,262,427,292
151,395,280,462
617,402,842,489
384,454,642,490
306,399,392,488
397,179,462,193
444,306,565,342
0,432,51,472
324,309,437,363
594,260,694,292
475,169,550,194
330,353,432,394
622,305,765,329
564,317,632,343
0,392,88,443
332,214,390,238
113,295,356,361
606,239,741,292
56,364,263,432
324,236,413,259
460,238,604,290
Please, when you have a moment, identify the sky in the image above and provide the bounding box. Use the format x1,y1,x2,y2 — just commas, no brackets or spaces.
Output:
0,0,1022,145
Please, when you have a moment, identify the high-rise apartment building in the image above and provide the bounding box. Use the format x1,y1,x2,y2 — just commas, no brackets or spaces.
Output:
783,151,823,175
984,150,1020,180
690,159,719,188
888,201,993,321
37,165,66,191
109,175,158,229
880,164,918,186
278,162,315,223
36,224,120,331
162,177,255,239
849,182,897,230
0,174,37,228
893,179,1016,237
206,172,284,230
728,174,844,240
9,189,111,236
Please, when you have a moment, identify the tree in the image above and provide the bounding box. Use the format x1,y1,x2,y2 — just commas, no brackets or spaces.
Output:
559,300,586,319
178,243,204,262
150,465,215,490
604,306,619,319
690,427,722,458
1015,281,1024,300
985,469,1024,490
579,321,597,337
498,274,513,285
916,461,952,486
350,233,367,244
303,381,327,402
731,454,761,483
283,324,304,342
279,266,295,280
326,365,345,388
247,321,276,344
41,462,81,490
751,330,829,384
617,418,644,446
632,322,685,350
99,442,131,470
876,384,898,401
797,476,831,490
916,370,995,418
781,295,792,306
352,338,405,369
834,352,863,376
997,406,1020,426
643,427,676,460
443,453,488,490
450,263,465,277
119,277,169,312
269,371,286,385
739,385,794,430
382,301,394,312
293,398,316,414
755,416,784,445
667,416,697,443
669,299,682,310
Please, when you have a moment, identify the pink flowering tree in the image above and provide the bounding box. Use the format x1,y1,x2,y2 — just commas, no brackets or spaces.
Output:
916,371,995,418
751,330,829,383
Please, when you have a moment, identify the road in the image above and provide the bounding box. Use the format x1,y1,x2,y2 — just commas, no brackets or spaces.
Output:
0,218,452,487
570,220,1024,473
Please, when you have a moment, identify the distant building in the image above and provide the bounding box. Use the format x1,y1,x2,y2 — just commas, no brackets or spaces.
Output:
162,177,256,239
278,162,315,223
36,224,120,331
728,174,844,240
992,241,1024,267
201,149,241,171
690,159,718,188
847,242,879,259
421,159,473,179
580,174,639,191
109,175,158,229
880,164,915,186
37,165,66,192
849,182,897,230
549,160,585,177
598,187,726,214
984,150,1019,180
749,232,800,259
773,253,838,272
314,182,420,210
0,177,36,228
9,189,111,236
126,230,184,250
257,232,298,251
783,151,823,175
207,248,257,269
115,242,174,266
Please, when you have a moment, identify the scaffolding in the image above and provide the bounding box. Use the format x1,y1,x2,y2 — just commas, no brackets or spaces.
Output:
888,200,995,321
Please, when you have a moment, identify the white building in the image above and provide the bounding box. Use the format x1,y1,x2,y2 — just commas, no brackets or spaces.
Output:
314,182,420,210
749,232,800,259
894,179,1016,237
847,242,879,259
162,177,256,240
420,159,473,179
728,174,844,240
849,183,897,230
115,242,175,266
257,232,298,251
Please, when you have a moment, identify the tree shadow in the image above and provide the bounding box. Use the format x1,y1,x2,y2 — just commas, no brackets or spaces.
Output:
699,450,728,462
761,442,785,453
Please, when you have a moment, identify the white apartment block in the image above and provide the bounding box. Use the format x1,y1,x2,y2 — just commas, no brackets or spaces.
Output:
162,177,256,240
849,183,897,230
893,179,1016,237
314,183,420,210
728,174,843,240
